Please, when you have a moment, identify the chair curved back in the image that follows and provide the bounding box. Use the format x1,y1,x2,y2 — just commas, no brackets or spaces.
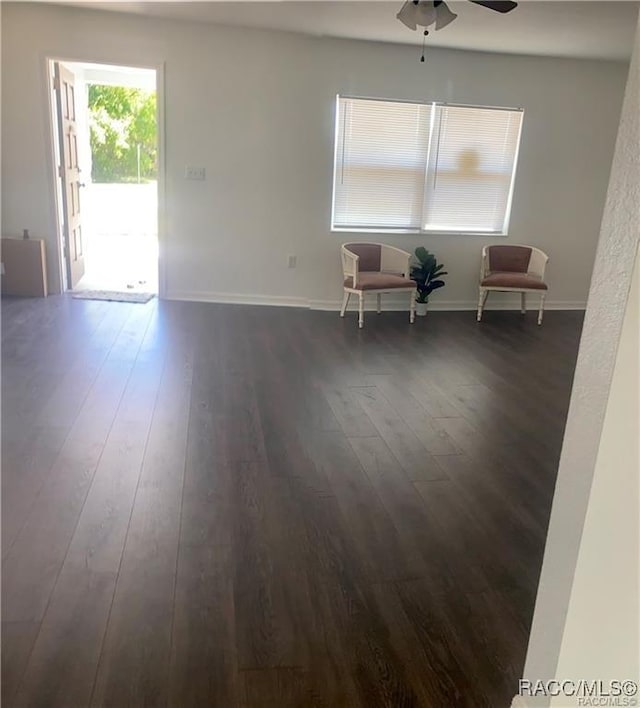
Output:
342,243,412,283
343,243,382,272
482,244,549,280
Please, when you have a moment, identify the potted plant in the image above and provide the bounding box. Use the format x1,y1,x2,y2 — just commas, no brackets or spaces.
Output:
410,246,447,316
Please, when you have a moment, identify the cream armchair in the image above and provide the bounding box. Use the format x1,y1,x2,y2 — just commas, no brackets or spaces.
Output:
477,244,549,325
341,242,417,329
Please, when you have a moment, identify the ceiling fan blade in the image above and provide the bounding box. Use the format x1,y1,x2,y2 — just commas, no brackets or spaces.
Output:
468,0,518,13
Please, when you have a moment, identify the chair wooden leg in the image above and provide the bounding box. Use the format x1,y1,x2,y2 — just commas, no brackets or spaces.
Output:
376,293,382,314
410,290,416,324
521,292,527,315
477,288,488,322
340,291,350,317
358,293,364,329
538,293,546,325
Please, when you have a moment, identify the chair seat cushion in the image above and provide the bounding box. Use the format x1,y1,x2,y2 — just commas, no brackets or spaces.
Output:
481,272,548,290
344,273,415,291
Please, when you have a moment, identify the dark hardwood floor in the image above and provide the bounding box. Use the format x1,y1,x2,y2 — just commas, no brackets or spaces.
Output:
1,295,583,707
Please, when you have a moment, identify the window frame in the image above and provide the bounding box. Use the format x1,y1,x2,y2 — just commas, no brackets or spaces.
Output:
330,94,524,237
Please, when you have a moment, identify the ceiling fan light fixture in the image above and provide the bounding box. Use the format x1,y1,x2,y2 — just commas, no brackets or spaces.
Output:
396,1,437,31
397,0,517,36
396,2,418,30
435,1,458,30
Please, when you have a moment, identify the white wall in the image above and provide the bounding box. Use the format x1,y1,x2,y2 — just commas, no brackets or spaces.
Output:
516,14,640,708
550,245,639,705
1,2,628,304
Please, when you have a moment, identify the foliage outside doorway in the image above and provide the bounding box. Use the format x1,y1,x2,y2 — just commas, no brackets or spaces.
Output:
88,85,157,183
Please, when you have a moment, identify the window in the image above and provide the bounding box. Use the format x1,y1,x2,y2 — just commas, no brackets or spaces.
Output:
332,96,523,235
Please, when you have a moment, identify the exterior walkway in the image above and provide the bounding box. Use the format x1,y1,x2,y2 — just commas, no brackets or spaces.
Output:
76,182,158,293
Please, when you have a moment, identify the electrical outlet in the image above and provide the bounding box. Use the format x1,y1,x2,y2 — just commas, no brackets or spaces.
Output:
185,166,206,180
287,255,297,269
0,263,5,275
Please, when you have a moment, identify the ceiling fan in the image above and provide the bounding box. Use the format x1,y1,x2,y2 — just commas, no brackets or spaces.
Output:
397,0,518,60
397,0,518,31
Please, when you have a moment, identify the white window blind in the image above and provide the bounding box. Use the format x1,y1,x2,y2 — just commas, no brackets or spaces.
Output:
332,96,523,234
333,98,433,230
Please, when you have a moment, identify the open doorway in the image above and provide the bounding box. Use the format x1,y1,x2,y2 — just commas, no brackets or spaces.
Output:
50,60,158,296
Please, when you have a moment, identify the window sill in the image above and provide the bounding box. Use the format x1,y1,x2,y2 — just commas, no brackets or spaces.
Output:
331,227,510,238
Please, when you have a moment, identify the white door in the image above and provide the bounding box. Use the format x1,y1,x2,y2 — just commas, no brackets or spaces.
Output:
54,62,85,288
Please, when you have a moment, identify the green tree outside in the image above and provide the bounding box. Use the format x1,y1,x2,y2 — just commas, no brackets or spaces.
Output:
88,85,157,183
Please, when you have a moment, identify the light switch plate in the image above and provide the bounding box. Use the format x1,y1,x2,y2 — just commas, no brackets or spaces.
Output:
185,166,206,180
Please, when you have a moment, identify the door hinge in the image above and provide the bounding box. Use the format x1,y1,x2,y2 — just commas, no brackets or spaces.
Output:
53,76,60,91
58,165,64,178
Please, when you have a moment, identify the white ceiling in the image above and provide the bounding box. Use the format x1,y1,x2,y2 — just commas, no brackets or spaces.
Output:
54,1,638,61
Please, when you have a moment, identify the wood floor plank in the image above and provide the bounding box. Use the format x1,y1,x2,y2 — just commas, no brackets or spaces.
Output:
350,437,485,594
0,622,41,706
241,667,311,708
431,453,546,585
62,361,165,573
2,303,156,619
12,567,118,708
178,337,237,549
322,386,379,438
364,374,460,454
369,582,478,707
396,578,530,708
34,302,135,432
90,343,194,707
315,575,422,708
230,461,311,670
350,386,446,482
386,367,463,419
9,308,162,707
2,358,146,623
413,476,523,593
430,415,499,462
1,425,70,559
169,543,239,708
436,447,547,541
305,430,425,582
294,583,364,708
1,300,583,707
2,302,129,558
1,299,110,435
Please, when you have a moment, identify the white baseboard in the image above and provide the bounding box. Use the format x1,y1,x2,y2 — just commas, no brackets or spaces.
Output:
166,290,309,308
310,298,586,312
166,290,586,312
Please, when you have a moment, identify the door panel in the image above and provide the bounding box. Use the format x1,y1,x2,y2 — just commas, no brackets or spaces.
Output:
54,62,85,288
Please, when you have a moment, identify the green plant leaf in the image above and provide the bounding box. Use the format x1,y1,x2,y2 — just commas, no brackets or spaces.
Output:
89,84,157,183
413,249,447,296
